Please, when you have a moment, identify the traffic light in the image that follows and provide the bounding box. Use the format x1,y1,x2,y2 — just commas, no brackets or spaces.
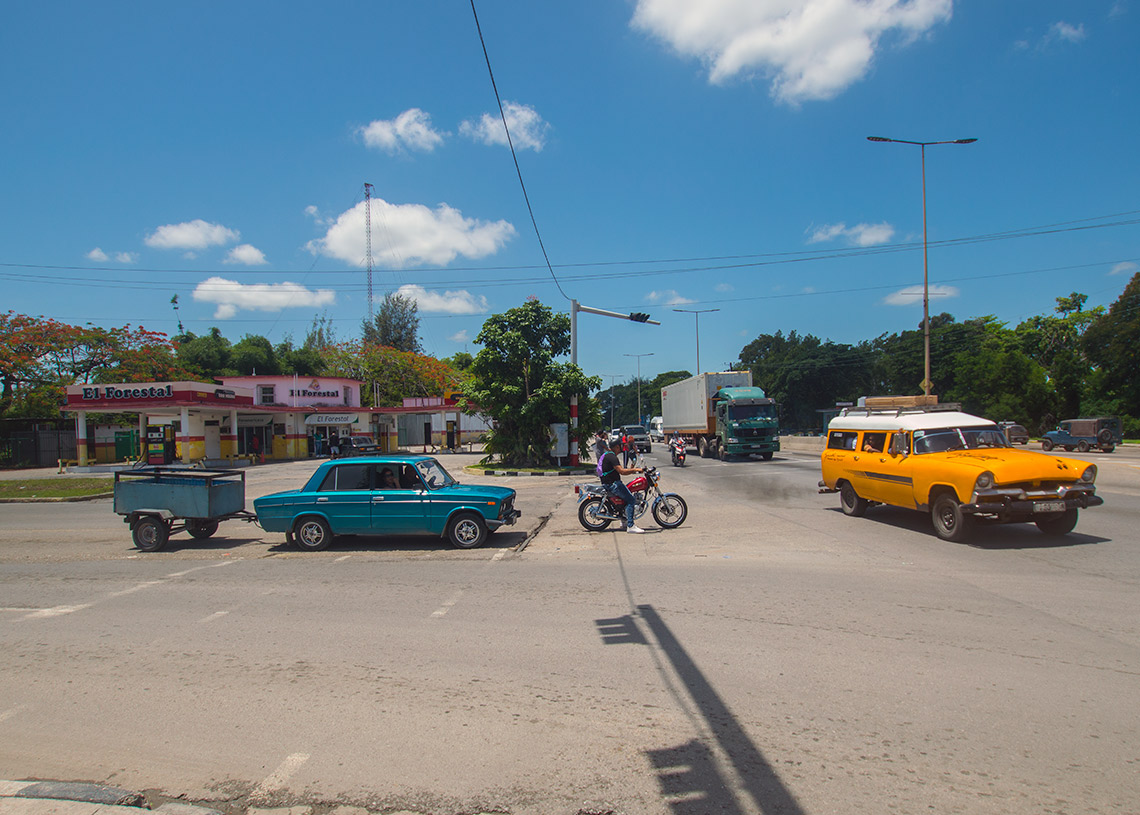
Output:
629,312,651,323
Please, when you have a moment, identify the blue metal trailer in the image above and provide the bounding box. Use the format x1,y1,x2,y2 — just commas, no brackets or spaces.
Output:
113,467,258,551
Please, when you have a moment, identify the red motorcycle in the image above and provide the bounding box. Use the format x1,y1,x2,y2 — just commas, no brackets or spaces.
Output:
575,466,688,531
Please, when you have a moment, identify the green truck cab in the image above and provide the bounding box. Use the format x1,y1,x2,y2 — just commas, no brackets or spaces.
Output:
713,386,780,461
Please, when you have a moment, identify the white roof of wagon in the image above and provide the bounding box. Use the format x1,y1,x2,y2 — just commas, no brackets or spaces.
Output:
827,410,996,433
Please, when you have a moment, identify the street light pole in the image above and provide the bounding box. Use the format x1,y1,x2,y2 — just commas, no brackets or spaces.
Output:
623,352,654,425
867,136,977,398
673,307,720,374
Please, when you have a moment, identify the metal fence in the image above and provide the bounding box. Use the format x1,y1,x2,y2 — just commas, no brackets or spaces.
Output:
0,421,77,469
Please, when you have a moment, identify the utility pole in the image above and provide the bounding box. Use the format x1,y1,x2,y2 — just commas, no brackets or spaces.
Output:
364,182,375,320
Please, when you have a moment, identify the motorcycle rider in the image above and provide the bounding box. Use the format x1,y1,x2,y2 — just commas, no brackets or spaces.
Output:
670,431,685,464
599,437,647,533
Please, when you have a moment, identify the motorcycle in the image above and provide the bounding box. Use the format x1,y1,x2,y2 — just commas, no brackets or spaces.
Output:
669,438,686,467
575,466,688,531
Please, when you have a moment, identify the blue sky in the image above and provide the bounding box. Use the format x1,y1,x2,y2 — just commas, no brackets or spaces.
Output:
2,1,1137,385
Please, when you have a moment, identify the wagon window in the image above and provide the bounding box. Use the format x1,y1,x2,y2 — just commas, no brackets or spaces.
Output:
861,432,887,452
827,431,858,450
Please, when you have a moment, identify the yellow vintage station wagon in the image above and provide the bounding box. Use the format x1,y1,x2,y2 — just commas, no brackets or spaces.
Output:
819,406,1103,541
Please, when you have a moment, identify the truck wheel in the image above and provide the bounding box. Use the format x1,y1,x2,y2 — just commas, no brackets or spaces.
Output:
1041,439,1054,452
697,437,709,458
187,520,219,539
1076,440,1090,453
132,517,169,552
760,452,774,461
931,493,972,542
718,445,729,462
839,483,868,517
1036,508,1078,536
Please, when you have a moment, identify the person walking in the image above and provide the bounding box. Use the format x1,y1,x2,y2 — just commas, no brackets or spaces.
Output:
598,438,647,533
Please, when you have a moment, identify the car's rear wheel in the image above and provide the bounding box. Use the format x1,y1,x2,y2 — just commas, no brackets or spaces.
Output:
1100,444,1116,453
1035,507,1078,536
294,516,333,551
447,513,488,549
1097,428,1114,446
931,493,973,542
1076,440,1090,453
1041,439,1054,452
839,482,868,517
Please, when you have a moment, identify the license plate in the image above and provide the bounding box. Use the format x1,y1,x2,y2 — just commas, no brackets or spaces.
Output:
1034,501,1067,513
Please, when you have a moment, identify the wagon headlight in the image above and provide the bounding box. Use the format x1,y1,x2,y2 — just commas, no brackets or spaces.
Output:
1080,465,1097,483
975,471,994,490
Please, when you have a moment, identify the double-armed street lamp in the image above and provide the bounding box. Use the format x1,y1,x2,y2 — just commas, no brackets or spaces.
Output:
673,307,719,375
867,135,977,397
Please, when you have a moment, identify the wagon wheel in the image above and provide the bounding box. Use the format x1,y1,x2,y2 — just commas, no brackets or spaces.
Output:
187,520,220,539
132,516,170,552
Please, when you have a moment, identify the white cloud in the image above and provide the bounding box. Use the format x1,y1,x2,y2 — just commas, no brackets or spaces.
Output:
359,108,446,154
1048,21,1087,43
1110,261,1138,276
714,282,735,292
646,289,695,306
192,276,336,319
115,252,138,263
223,244,268,266
87,248,109,262
306,197,515,268
145,219,240,251
631,0,953,104
449,329,471,343
807,221,895,246
395,284,488,315
460,102,550,151
884,284,959,306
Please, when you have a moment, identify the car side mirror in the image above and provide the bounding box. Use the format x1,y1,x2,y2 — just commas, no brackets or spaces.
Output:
889,436,907,457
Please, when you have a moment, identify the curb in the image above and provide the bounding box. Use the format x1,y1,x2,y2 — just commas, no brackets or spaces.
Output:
0,781,221,815
0,493,114,504
479,469,591,477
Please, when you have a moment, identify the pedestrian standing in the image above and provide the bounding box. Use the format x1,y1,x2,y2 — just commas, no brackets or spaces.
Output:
622,432,634,467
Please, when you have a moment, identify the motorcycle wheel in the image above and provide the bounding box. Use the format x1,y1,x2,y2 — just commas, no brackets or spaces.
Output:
578,496,614,531
652,494,688,529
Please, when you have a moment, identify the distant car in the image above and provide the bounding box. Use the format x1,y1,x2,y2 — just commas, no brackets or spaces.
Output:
608,428,623,446
998,421,1030,445
254,455,520,551
620,424,652,453
344,435,381,455
1042,417,1122,454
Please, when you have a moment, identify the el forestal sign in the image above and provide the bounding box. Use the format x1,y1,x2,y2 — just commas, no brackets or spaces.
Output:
81,384,174,400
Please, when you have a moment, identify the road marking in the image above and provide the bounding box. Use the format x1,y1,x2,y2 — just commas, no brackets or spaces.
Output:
252,752,310,799
23,604,92,619
0,704,30,724
431,590,465,618
335,555,351,562
199,611,229,623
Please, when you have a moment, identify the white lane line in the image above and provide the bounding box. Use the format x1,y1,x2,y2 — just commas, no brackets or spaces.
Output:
431,590,465,618
23,604,93,619
335,555,352,563
251,752,311,799
198,611,229,623
0,704,30,724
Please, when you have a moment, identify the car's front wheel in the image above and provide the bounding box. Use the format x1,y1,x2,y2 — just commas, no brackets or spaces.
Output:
293,516,333,551
1035,507,1078,536
931,493,972,542
447,513,488,549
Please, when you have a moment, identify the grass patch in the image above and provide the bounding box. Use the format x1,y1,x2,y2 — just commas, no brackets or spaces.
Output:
0,477,114,499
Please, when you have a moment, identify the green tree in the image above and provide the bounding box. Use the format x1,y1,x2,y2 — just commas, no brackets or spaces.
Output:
465,299,601,466
174,327,233,379
362,292,422,352
1082,272,1140,428
1016,293,1104,420
230,334,281,376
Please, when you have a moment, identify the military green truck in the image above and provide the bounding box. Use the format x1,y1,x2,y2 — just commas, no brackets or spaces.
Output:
661,371,780,461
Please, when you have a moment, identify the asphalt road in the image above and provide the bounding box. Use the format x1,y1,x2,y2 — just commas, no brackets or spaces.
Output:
1,448,1137,815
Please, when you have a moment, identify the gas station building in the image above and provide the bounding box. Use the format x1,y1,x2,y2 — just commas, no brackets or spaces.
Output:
61,376,485,466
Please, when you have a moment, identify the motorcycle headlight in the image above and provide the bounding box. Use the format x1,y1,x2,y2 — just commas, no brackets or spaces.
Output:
1081,465,1097,483
974,471,994,490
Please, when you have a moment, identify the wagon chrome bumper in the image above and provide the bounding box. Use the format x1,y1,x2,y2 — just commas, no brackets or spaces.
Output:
964,485,1103,517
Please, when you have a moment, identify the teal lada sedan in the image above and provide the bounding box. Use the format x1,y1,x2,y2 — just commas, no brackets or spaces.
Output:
254,455,520,551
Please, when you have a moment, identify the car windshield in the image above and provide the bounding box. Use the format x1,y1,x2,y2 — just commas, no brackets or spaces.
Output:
913,425,1011,454
729,404,776,420
415,458,457,490
623,426,647,435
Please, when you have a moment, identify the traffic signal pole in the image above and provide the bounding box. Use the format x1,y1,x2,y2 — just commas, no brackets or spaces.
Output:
569,300,659,465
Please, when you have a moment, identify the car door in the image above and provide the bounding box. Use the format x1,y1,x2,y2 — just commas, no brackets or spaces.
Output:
312,462,374,534
858,431,918,509
369,463,428,535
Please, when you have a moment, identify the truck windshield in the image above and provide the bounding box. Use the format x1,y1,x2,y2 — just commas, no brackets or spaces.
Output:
913,425,1010,454
729,404,776,420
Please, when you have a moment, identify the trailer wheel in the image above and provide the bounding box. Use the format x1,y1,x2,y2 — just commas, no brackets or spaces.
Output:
132,516,169,552
187,520,219,539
